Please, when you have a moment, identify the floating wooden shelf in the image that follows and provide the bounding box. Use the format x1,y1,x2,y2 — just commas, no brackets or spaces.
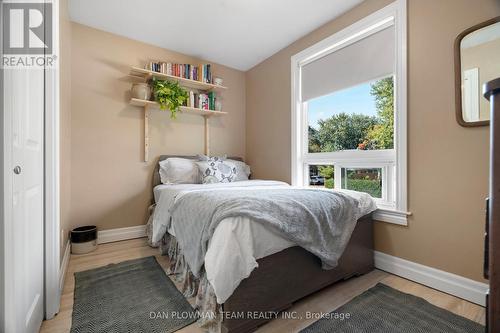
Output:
129,65,228,162
130,98,227,117
129,67,228,91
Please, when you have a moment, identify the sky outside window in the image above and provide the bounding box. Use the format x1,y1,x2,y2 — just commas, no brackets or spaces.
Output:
307,81,378,129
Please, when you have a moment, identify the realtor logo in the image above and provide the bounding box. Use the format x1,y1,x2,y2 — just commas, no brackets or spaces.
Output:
1,1,56,68
3,2,52,54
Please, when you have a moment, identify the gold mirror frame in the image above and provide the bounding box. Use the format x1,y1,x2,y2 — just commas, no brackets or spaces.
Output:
454,16,500,127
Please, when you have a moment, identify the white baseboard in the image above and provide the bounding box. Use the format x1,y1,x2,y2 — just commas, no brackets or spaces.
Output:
97,225,146,244
374,251,488,306
59,240,71,292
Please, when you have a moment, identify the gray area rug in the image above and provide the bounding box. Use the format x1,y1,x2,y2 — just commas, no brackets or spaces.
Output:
300,283,484,333
71,256,197,333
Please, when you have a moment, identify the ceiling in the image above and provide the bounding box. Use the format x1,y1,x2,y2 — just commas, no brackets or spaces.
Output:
68,0,364,71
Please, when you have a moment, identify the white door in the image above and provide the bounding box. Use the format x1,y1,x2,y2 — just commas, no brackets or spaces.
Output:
463,67,480,122
3,66,45,332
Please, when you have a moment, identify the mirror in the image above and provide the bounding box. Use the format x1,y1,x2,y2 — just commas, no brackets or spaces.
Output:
455,17,500,127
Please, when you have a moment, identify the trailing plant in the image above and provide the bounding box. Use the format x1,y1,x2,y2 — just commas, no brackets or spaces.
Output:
152,78,189,119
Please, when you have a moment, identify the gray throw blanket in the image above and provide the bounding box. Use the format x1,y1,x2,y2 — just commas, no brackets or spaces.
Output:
170,188,367,278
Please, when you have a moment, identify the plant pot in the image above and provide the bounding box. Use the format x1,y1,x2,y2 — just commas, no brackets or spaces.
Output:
131,83,151,100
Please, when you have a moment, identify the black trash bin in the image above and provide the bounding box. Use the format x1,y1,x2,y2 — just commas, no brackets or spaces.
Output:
71,225,98,254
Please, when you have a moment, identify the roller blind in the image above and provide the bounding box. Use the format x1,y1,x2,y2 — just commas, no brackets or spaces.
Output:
301,26,395,102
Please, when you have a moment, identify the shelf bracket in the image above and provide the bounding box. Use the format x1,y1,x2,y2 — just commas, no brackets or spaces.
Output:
144,105,150,162
204,116,210,156
142,106,212,161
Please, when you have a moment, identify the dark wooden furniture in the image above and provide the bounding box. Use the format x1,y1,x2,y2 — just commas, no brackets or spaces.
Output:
152,155,374,333
484,78,500,333
454,16,499,127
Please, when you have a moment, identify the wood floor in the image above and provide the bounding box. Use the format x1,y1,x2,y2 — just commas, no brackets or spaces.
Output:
40,238,486,333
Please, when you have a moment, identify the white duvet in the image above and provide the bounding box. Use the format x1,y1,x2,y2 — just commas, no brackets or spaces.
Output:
152,180,376,304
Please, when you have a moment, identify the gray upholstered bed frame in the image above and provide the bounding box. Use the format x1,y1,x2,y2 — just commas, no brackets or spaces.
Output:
153,155,374,333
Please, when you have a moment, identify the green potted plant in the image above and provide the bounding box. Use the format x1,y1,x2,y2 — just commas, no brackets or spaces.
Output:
151,78,189,119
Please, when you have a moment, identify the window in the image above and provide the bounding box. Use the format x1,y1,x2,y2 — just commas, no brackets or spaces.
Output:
308,164,334,188
291,0,408,225
308,77,394,154
341,167,383,198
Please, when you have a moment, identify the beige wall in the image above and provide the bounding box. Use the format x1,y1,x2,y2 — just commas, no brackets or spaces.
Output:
60,0,72,261
462,38,500,120
64,0,499,281
69,23,246,231
246,0,500,282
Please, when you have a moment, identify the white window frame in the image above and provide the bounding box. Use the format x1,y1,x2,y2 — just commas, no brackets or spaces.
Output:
291,0,409,225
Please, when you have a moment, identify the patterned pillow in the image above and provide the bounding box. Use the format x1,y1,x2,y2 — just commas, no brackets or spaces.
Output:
196,156,237,184
227,159,251,181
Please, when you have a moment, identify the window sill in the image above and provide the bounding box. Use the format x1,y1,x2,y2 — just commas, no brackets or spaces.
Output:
372,208,410,226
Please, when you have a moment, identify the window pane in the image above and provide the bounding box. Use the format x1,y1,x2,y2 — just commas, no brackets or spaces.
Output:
308,165,334,189
308,77,394,153
341,167,382,198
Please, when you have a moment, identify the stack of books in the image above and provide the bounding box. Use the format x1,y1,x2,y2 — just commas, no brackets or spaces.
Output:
186,91,217,110
147,62,213,83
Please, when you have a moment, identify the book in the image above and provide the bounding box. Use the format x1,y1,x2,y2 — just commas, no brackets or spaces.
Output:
208,91,216,111
189,91,195,108
144,61,215,85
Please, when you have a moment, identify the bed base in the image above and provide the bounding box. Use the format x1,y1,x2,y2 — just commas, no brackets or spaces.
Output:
220,214,374,333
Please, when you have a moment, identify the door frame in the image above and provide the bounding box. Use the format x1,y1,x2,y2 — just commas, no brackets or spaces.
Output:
44,0,61,320
1,0,61,328
0,0,5,329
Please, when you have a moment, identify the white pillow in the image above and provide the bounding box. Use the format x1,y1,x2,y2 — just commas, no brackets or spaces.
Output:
227,159,251,181
159,158,199,184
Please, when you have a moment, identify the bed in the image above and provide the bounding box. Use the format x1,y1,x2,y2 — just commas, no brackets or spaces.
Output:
148,155,376,333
